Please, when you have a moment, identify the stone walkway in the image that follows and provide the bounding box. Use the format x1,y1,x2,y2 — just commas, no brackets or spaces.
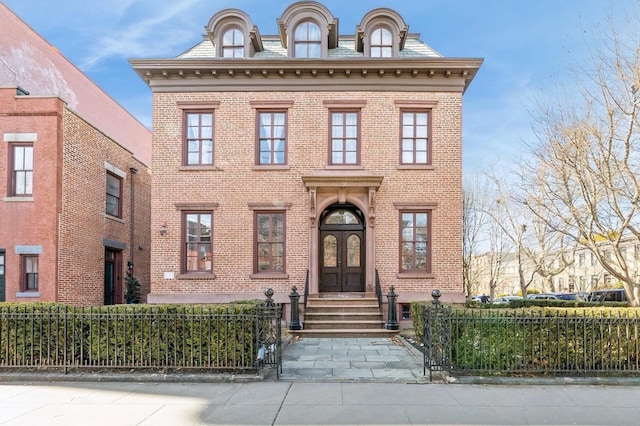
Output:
277,336,428,383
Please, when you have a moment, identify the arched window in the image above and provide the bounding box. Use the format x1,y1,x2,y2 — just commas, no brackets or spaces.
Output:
294,21,321,58
222,28,244,58
370,27,392,58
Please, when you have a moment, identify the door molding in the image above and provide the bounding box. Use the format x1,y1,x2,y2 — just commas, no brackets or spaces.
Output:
303,172,382,295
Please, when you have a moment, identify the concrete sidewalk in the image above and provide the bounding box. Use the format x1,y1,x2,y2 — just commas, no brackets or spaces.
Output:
1,337,640,425
1,380,639,425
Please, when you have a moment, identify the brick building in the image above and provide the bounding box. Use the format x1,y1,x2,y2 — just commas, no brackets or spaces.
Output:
130,2,481,327
0,4,152,305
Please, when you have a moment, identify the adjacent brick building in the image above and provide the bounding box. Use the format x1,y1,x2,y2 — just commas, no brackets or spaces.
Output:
130,2,481,324
0,3,152,305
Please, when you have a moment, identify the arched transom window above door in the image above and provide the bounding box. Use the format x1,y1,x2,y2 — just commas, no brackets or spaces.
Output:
324,209,360,225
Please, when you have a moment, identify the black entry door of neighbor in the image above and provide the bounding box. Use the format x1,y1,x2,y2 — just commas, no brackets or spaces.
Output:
319,230,364,292
0,250,5,302
104,249,122,305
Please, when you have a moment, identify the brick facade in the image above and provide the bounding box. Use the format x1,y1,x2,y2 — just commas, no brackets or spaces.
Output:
131,2,482,319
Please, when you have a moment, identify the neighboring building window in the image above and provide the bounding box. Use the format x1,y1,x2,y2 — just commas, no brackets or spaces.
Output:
222,28,244,58
329,111,359,165
255,212,285,273
10,144,33,196
578,253,585,267
257,111,287,165
370,27,393,58
401,304,411,320
294,21,321,58
184,212,213,273
106,172,122,218
21,255,38,291
400,211,430,272
184,111,214,165
400,111,430,164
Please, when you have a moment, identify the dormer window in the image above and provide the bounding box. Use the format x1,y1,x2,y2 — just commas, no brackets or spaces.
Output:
278,2,338,59
222,28,244,58
356,8,408,58
370,27,392,58
294,21,321,58
206,9,263,58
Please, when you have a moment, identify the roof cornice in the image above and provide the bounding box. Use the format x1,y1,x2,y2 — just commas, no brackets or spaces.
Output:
129,57,483,94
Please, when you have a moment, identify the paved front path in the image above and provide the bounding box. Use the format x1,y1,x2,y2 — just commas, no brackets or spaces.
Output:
277,337,427,382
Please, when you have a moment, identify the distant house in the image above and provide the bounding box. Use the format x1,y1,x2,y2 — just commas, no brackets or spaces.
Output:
0,3,152,305
130,1,481,327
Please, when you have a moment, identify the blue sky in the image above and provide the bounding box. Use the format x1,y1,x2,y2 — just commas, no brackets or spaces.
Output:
3,0,636,177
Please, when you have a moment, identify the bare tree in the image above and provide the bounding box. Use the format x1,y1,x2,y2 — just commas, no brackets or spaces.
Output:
518,18,640,306
462,181,486,299
485,175,573,297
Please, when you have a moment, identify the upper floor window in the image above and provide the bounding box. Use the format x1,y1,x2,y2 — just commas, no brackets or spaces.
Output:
294,21,321,58
257,111,287,165
329,111,360,165
106,172,122,218
184,111,214,166
184,212,213,273
370,27,393,58
222,28,244,58
400,111,430,165
10,144,33,196
21,255,38,292
400,211,431,273
255,211,285,273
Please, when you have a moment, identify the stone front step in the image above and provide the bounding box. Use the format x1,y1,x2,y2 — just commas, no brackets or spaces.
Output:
303,320,385,330
297,293,394,337
288,328,398,338
304,312,382,322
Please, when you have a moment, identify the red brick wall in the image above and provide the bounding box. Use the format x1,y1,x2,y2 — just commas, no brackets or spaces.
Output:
0,88,151,306
0,90,63,302
58,109,151,306
149,90,463,302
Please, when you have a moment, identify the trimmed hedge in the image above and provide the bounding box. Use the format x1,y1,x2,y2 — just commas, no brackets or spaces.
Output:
412,302,640,373
0,302,272,371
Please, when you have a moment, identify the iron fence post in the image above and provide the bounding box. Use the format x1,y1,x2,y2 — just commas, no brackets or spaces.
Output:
385,285,399,330
288,286,302,330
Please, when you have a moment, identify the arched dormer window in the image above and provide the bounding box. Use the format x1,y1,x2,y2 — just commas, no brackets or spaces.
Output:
206,9,263,58
294,21,321,58
356,8,408,58
370,27,393,58
222,28,244,58
277,1,338,59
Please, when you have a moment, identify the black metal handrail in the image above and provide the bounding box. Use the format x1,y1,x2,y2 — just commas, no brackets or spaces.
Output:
303,270,309,311
375,268,382,308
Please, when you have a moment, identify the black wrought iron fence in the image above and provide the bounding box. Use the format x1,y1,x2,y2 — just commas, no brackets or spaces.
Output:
422,305,640,377
0,297,281,376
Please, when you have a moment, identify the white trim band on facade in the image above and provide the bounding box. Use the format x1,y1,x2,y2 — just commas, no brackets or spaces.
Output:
3,133,37,142
104,162,127,179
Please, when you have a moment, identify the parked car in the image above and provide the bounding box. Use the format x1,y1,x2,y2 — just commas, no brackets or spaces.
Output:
527,293,560,300
552,293,581,301
588,289,626,302
493,295,523,304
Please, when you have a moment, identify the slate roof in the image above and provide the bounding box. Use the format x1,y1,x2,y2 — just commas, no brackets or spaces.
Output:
178,34,442,59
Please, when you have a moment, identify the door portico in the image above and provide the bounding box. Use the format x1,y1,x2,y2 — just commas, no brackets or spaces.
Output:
302,172,383,295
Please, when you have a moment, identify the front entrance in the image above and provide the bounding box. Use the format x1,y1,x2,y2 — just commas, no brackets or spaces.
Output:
319,205,365,292
104,249,123,305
